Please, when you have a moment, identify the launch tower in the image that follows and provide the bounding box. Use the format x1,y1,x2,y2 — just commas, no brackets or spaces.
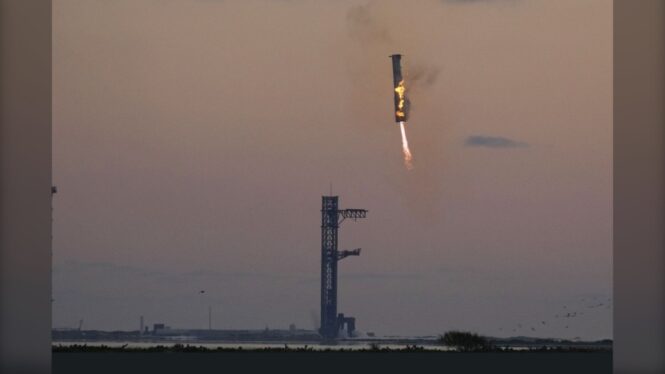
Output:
320,195,367,340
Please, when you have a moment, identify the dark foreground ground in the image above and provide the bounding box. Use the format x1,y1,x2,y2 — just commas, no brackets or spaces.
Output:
53,351,612,374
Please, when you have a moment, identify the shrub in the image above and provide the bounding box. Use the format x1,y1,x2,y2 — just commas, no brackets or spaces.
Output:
438,331,490,352
368,342,381,351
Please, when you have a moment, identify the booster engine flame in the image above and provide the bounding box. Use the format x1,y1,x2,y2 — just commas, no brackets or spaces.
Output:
399,121,413,170
395,80,406,120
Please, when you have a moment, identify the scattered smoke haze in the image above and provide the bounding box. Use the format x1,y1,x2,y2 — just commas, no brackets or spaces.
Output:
53,0,611,339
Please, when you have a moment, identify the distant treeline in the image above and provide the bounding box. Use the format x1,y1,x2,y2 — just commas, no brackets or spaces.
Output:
438,331,611,352
52,343,610,354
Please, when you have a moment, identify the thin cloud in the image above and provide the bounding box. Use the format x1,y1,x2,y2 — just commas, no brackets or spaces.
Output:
441,0,521,7
465,135,528,148
443,0,518,3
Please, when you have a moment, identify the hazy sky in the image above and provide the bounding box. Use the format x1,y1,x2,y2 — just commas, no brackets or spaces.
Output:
53,0,612,339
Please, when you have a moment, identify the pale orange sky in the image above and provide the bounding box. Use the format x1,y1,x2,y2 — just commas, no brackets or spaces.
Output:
53,0,612,339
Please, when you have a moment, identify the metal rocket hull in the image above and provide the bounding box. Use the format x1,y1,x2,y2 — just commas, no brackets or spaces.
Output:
390,54,406,123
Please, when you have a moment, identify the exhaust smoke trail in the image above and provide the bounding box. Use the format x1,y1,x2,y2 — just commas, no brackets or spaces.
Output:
399,121,413,170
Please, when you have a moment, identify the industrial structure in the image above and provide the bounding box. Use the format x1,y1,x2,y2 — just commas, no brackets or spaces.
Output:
319,195,367,340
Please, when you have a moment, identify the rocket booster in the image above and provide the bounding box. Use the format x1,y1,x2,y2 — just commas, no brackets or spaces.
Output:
390,54,407,123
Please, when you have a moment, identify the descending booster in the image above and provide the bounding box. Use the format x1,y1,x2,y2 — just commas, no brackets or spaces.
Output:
390,54,407,123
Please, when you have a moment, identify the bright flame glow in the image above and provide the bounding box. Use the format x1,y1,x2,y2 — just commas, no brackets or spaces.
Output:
395,80,406,120
399,121,413,170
